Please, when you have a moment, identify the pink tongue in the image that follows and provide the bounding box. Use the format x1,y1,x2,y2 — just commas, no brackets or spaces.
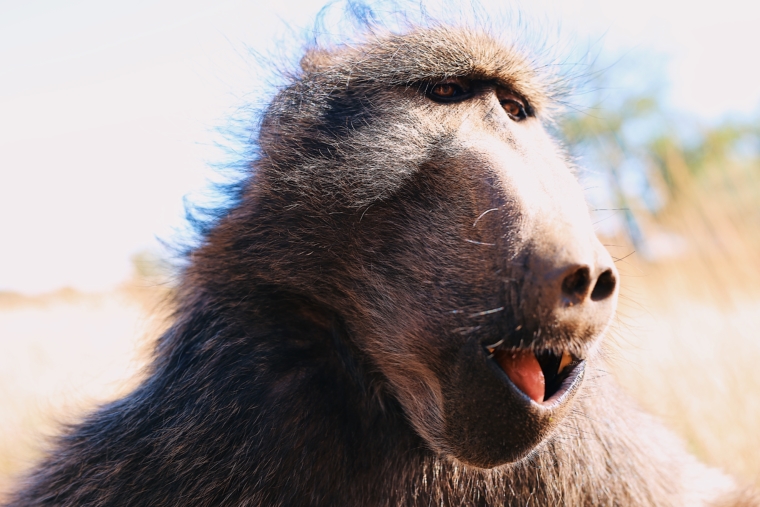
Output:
495,350,545,403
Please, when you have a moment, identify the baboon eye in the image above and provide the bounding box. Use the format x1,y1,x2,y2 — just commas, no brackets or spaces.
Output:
501,98,528,121
432,83,458,97
427,81,472,103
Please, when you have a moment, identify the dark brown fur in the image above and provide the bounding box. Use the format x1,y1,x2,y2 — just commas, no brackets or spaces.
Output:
5,17,758,507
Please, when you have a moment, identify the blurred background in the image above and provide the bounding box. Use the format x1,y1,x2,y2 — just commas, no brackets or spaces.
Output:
2,0,759,495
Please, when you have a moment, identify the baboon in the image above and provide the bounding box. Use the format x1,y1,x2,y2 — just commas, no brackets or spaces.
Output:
5,14,759,507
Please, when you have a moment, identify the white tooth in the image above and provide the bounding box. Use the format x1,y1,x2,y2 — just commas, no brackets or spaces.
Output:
558,351,572,374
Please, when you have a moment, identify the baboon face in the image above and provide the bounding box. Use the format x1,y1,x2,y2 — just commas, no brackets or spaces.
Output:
256,30,619,468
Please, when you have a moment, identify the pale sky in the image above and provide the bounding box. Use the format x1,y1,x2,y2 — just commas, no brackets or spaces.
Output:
1,0,759,293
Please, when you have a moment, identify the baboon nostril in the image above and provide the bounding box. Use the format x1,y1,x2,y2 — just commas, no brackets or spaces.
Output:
590,269,617,301
561,266,591,301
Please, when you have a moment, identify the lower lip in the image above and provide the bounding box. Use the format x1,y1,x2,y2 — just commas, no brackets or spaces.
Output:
487,353,586,409
536,360,586,408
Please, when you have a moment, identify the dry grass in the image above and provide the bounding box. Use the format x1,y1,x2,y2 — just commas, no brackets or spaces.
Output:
600,144,760,487
0,283,173,497
607,255,760,487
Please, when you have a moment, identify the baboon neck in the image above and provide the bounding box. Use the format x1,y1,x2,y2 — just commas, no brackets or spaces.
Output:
141,298,435,504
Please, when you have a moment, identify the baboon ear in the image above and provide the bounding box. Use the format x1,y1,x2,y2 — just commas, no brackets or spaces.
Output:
300,49,333,73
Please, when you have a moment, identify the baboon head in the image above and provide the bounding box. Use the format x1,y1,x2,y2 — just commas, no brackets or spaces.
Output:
201,27,618,468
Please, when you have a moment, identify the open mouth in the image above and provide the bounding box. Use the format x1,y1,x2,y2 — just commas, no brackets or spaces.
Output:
485,345,583,405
